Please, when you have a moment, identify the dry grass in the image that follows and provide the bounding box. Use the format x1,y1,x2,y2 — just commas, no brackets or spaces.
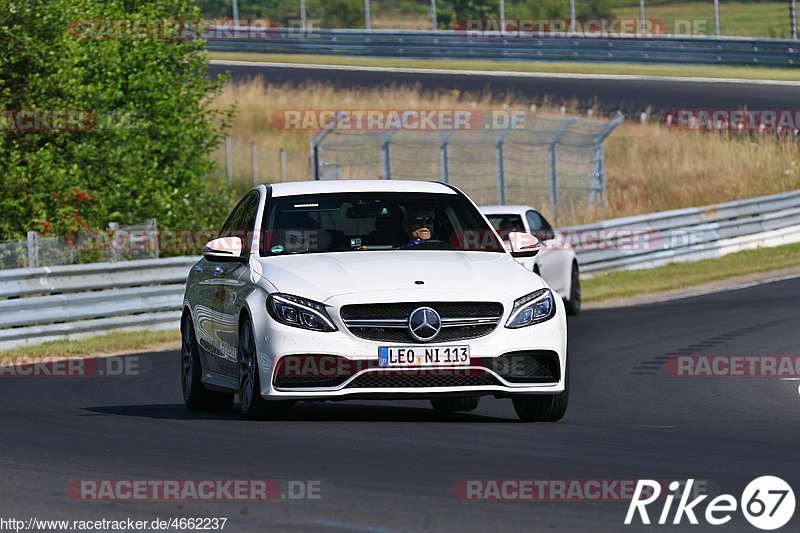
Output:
603,123,800,222
212,80,800,225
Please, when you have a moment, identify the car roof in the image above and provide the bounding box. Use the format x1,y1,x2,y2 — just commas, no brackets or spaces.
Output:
268,180,456,198
480,205,536,216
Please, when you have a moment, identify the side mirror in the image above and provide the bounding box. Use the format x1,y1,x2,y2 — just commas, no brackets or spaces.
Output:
507,231,540,258
538,229,555,242
203,237,245,263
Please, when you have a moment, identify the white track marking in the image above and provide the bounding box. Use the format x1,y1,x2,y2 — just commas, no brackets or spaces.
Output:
210,59,800,87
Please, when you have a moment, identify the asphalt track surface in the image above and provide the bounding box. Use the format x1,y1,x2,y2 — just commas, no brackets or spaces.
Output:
0,279,800,531
1,278,799,532
208,62,800,114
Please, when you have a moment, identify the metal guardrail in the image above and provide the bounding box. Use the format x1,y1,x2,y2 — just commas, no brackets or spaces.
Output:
1,189,799,349
569,189,800,273
206,29,800,67
0,257,198,349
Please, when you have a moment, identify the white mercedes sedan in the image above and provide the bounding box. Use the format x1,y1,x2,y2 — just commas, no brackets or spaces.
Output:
481,205,580,316
181,181,568,422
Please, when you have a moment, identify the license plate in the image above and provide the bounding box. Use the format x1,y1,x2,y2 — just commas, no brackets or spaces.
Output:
378,346,470,367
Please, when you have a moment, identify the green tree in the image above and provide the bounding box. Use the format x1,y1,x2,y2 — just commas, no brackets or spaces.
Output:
0,0,231,239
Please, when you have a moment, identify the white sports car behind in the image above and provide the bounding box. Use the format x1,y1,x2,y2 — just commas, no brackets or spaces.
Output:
181,181,569,422
481,205,580,316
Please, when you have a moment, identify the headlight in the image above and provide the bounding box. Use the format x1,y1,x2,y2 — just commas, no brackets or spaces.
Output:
267,293,337,332
505,289,556,328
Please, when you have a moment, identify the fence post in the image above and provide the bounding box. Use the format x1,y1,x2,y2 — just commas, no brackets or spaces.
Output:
495,143,506,205
792,0,798,40
439,130,455,184
380,129,398,180
430,0,437,30
26,231,39,268
591,113,624,206
225,135,233,187
364,0,371,30
494,126,514,205
591,144,605,205
381,140,392,180
251,141,258,187
309,110,342,180
547,118,577,224
279,148,287,182
108,222,120,262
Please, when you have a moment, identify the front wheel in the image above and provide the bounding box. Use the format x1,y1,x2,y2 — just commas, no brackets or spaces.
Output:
181,315,234,411
238,319,293,420
512,358,569,422
563,262,581,316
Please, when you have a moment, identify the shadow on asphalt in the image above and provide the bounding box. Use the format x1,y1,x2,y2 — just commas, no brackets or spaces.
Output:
83,402,517,423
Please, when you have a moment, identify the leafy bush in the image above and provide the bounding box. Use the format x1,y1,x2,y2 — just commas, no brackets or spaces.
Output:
0,0,232,240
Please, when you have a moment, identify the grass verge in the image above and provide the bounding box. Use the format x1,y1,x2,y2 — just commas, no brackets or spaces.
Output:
209,52,800,82
0,329,180,359
583,241,800,303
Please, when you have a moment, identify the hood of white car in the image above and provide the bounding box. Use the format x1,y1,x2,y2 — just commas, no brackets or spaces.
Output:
255,251,546,303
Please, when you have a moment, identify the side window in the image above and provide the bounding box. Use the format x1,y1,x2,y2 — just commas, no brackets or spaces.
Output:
219,193,260,253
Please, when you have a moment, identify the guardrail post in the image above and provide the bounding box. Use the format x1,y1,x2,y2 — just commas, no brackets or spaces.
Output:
149,218,160,259
26,231,39,268
108,222,120,262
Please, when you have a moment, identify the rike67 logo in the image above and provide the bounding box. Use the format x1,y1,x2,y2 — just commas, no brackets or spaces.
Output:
626,477,795,530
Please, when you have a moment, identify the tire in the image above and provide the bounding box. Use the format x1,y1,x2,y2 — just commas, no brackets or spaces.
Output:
512,358,569,422
430,397,480,412
563,261,581,316
238,318,293,420
181,314,234,411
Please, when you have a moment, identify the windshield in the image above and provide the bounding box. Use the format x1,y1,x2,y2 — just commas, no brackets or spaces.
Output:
487,214,525,240
260,192,504,256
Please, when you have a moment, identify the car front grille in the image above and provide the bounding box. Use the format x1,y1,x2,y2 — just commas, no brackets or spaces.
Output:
340,302,503,343
345,369,501,389
271,351,560,391
476,351,560,383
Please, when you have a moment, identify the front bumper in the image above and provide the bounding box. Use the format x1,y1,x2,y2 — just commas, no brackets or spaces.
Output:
251,297,568,400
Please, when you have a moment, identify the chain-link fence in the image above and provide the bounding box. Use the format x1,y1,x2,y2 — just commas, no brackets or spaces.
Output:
211,136,310,195
207,1,800,39
310,112,622,223
0,219,159,271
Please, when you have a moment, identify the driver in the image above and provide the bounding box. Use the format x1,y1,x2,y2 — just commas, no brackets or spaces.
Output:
401,205,436,247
